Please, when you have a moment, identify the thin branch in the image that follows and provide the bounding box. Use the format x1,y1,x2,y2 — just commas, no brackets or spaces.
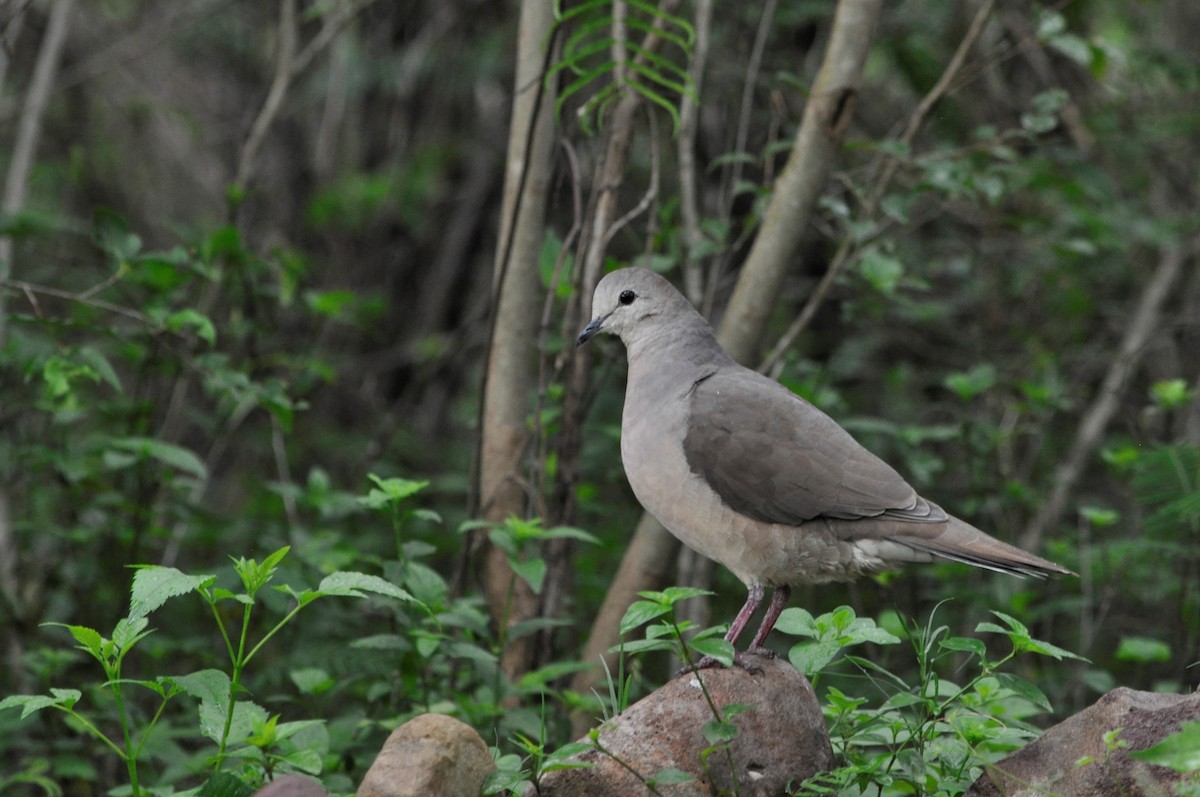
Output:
234,0,297,191
289,0,377,77
723,0,777,219
0,278,154,326
602,106,660,249
677,0,713,305
1020,237,1196,551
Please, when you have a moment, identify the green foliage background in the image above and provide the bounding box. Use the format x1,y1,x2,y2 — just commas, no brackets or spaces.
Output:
1,0,1198,794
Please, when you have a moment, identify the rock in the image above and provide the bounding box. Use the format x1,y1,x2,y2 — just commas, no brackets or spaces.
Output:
967,686,1200,796
251,775,328,797
358,713,496,797
532,653,834,796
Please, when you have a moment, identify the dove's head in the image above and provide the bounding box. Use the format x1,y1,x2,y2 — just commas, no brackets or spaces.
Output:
576,268,702,348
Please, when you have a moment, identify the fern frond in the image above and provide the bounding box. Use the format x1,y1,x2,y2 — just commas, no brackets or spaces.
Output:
547,0,696,135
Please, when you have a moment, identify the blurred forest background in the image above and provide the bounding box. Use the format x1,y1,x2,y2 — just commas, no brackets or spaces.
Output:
1,0,1199,794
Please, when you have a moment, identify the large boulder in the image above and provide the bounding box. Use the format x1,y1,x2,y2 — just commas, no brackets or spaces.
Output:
968,686,1200,796
532,653,834,796
358,713,496,797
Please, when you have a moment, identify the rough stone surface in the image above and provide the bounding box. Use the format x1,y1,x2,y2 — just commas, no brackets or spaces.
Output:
358,712,496,797
967,687,1200,796
251,775,328,797
531,653,834,796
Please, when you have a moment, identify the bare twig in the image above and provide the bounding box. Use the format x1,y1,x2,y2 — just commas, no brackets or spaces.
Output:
234,0,297,191
1020,237,1196,551
677,0,713,305
0,278,163,328
603,106,660,249
723,0,778,220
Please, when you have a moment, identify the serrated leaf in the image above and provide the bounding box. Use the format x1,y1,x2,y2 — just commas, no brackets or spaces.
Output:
46,623,104,659
316,571,418,604
111,616,152,651
0,689,82,719
195,771,255,797
169,669,231,742
129,566,214,620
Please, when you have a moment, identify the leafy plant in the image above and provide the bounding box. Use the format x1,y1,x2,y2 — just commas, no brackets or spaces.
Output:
783,605,1085,796
0,547,420,795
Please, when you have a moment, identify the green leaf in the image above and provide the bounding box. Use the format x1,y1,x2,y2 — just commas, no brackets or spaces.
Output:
77,346,123,392
358,474,429,508
170,669,232,742
788,640,843,675
110,616,152,652
198,770,256,797
165,309,217,346
619,600,672,634
316,571,417,604
702,720,739,744
1129,720,1200,772
944,364,996,401
0,689,82,719
289,668,334,696
857,249,905,295
1150,379,1191,409
106,436,208,480
540,525,602,545
129,566,214,619
773,607,817,637
509,556,547,594
940,636,986,658
1115,636,1172,663
44,623,104,660
656,586,715,604
1079,505,1120,527
994,672,1052,712
687,637,734,667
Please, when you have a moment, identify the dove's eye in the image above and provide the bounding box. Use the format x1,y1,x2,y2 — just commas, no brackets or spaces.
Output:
619,290,636,305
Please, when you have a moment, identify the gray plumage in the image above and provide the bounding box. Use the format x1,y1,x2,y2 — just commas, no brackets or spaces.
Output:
577,267,1072,661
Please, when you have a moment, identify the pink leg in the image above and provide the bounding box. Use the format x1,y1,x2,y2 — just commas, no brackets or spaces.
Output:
724,584,765,646
747,585,791,651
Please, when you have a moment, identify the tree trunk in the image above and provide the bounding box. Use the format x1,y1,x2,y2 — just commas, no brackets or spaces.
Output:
477,0,557,681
